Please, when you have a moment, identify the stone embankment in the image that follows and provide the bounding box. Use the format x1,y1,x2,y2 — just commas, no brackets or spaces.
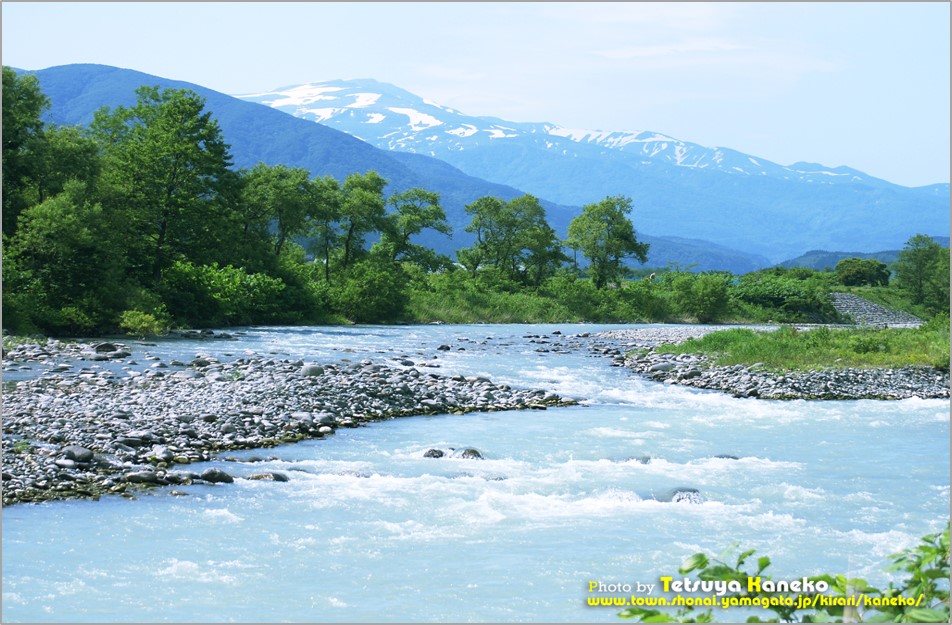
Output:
829,292,923,327
593,327,950,401
1,341,575,506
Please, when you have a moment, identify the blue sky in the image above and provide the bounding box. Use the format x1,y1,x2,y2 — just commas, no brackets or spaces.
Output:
3,2,949,187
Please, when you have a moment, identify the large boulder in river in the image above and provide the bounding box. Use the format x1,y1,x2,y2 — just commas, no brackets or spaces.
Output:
423,449,444,458
200,468,234,484
655,487,702,504
450,447,483,460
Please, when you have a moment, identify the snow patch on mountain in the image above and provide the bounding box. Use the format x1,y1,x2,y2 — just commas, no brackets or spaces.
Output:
388,107,443,130
348,93,382,108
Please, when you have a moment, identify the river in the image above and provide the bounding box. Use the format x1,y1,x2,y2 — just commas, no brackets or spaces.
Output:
2,323,949,622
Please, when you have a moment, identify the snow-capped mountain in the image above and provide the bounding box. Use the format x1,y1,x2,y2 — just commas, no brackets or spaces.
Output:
236,79,882,189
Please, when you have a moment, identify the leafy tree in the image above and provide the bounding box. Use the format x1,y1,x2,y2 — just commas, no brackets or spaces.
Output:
379,187,452,266
338,171,387,269
618,523,950,623
307,175,344,282
835,257,889,286
566,195,649,288
240,163,313,259
2,67,50,235
6,181,129,333
91,86,237,282
458,194,565,285
893,234,950,313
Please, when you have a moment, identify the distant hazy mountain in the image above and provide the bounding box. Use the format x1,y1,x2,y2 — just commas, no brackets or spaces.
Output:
237,79,950,262
779,236,950,270
21,64,771,273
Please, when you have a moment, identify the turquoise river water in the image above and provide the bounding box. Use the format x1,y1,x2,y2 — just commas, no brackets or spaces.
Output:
2,324,949,622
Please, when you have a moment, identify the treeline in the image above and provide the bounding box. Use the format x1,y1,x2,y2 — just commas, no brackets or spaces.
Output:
2,68,948,336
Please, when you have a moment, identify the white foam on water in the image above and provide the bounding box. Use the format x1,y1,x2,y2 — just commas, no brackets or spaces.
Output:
156,559,240,585
202,508,243,523
831,528,924,559
583,426,667,441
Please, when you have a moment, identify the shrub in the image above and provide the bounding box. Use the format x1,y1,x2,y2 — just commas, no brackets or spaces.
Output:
160,261,286,327
118,309,169,336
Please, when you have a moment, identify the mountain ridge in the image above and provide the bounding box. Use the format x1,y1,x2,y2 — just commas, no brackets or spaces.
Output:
236,78,949,261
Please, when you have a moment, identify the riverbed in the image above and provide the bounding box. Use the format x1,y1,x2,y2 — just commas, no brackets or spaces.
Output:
2,324,949,622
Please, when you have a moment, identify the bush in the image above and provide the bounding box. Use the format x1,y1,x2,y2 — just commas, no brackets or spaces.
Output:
330,258,410,323
117,309,169,336
160,261,286,327
672,273,731,323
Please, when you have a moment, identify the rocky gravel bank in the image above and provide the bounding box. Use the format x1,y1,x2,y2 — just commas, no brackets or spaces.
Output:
593,327,950,400
2,341,575,506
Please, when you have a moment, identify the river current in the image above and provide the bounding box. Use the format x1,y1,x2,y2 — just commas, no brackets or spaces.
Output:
2,324,949,622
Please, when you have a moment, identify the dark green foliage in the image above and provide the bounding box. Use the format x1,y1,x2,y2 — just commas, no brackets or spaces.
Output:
893,234,950,315
6,181,129,334
2,67,50,236
380,187,452,264
91,85,237,282
730,269,840,323
835,257,890,286
330,257,410,323
159,261,286,327
458,194,566,286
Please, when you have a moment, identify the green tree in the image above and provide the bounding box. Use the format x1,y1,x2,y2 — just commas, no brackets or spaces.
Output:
91,86,237,282
6,181,128,333
240,163,313,259
835,257,890,286
338,171,387,269
458,194,565,285
2,67,50,236
379,187,451,266
893,234,950,313
307,175,344,283
566,195,649,289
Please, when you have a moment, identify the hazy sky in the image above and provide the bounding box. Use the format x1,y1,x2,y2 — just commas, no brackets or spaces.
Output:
3,2,949,187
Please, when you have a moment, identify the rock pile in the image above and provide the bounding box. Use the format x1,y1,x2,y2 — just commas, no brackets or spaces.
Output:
829,293,923,327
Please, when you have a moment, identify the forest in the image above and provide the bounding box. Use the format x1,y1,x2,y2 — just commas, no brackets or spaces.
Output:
3,68,949,337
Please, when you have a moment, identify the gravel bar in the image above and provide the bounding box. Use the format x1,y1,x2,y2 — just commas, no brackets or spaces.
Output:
1,340,576,506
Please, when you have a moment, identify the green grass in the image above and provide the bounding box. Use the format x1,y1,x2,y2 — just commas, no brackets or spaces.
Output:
656,318,950,371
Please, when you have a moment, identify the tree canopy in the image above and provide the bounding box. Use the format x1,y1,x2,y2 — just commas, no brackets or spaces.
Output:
566,195,649,288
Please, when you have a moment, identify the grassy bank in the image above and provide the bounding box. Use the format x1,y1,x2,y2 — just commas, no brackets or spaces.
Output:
655,315,950,371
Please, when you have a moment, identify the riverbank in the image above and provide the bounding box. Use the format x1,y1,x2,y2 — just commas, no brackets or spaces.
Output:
1,339,575,506
593,327,950,400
